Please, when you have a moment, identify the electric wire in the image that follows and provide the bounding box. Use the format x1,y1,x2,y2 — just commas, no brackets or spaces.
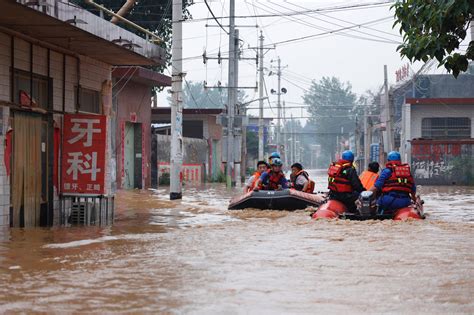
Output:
203,0,229,35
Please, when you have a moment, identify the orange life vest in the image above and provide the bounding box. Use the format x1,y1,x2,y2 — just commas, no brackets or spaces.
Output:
260,170,284,190
292,170,315,193
328,160,353,193
381,161,414,194
246,171,261,192
359,170,379,190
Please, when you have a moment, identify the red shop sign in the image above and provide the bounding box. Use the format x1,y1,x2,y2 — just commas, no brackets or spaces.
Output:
61,114,107,194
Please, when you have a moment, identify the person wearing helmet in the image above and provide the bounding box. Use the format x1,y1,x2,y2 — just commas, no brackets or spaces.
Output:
268,152,281,166
253,158,288,191
370,151,416,214
244,160,269,193
327,150,365,213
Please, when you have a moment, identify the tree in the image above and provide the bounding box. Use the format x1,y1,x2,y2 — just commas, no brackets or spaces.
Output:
392,0,474,77
303,77,357,165
168,81,248,109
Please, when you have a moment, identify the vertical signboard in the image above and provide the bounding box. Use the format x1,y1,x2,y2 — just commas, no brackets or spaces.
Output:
370,143,380,162
62,114,107,194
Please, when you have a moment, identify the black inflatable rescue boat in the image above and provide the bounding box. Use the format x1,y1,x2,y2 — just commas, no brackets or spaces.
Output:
228,189,325,210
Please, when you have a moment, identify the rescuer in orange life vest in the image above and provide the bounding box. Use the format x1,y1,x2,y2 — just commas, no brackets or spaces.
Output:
327,150,365,213
359,161,380,190
370,151,417,214
289,163,315,193
253,158,288,191
244,160,269,193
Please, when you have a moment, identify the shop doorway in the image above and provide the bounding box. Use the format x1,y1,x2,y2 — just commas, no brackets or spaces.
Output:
124,122,142,189
11,111,51,227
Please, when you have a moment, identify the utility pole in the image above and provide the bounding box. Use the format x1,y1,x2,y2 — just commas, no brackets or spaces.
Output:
276,57,282,151
226,0,236,188
282,100,287,164
170,0,183,200
234,29,241,184
363,104,370,170
291,114,295,163
384,65,394,154
258,32,265,161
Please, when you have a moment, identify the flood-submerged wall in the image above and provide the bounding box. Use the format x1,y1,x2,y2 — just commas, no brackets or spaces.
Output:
411,140,474,185
153,134,208,184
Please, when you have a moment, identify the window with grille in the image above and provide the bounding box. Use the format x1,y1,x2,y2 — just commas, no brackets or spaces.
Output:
421,117,471,139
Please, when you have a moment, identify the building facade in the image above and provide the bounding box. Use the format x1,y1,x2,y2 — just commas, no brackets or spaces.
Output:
151,108,224,183
401,98,474,185
113,67,171,190
0,0,164,227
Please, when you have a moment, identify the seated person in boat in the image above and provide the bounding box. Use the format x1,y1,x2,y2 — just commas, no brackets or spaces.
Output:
289,163,315,193
254,158,288,191
359,161,379,190
370,151,416,214
244,160,269,193
268,151,280,165
327,150,365,213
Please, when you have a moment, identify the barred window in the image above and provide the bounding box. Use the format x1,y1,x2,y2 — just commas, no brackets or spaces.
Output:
421,117,471,139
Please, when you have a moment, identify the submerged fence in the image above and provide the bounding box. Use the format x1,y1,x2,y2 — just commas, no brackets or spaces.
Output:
60,195,114,226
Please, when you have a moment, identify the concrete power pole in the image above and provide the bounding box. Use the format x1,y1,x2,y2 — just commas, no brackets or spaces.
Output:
258,32,265,161
384,65,393,154
234,29,240,184
276,57,282,152
226,0,236,188
170,0,183,200
290,114,295,163
363,104,370,170
282,100,287,164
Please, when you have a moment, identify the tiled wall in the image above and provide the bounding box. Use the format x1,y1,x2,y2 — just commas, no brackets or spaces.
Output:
0,31,114,227
0,106,10,227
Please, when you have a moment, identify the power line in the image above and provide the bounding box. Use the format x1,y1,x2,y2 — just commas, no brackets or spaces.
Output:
203,0,229,35
250,1,397,46
178,1,394,23
285,1,401,40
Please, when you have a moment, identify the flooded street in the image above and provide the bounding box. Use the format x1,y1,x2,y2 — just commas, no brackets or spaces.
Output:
0,171,473,313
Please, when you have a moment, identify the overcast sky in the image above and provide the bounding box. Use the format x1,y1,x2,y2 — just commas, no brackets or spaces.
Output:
157,0,471,124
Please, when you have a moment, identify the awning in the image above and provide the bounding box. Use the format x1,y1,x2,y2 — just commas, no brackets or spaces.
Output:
0,0,165,66
113,67,171,86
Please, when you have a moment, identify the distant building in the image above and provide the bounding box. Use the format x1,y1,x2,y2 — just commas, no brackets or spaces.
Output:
401,98,474,185
151,108,224,183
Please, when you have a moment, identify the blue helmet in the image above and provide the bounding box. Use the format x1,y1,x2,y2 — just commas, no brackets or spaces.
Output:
387,151,401,161
341,150,354,162
270,152,280,159
271,158,283,166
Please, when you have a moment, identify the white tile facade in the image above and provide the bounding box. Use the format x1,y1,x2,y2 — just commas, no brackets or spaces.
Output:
0,31,114,227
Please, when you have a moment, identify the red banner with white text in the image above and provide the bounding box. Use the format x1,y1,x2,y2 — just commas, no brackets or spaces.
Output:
61,114,107,194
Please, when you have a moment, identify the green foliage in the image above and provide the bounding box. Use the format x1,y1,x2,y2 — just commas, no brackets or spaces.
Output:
303,77,357,165
451,155,474,185
170,81,248,109
210,170,226,183
73,0,193,72
392,0,474,77
158,172,170,185
246,128,259,159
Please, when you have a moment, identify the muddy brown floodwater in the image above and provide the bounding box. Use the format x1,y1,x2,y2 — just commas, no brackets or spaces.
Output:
0,170,473,314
